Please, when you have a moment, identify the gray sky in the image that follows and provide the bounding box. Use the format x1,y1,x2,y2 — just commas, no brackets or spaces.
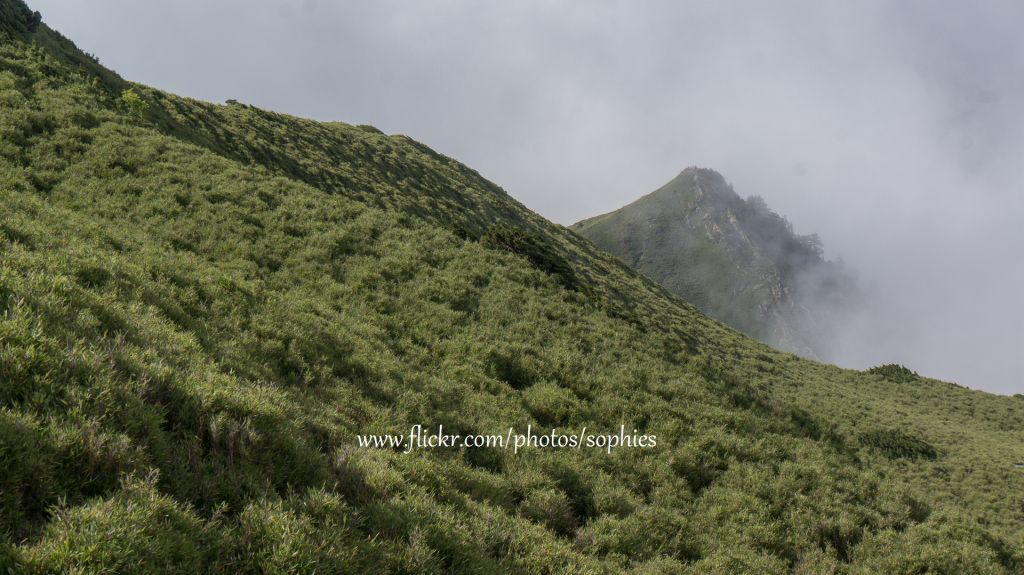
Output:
30,0,1024,394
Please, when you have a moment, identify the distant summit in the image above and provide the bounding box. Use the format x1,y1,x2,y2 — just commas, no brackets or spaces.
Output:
573,167,857,358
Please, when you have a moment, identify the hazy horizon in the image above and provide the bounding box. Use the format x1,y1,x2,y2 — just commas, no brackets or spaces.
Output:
29,0,1024,394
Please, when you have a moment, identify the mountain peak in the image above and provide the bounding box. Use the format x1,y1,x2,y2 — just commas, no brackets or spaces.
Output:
574,169,856,358
646,166,741,210
677,165,725,182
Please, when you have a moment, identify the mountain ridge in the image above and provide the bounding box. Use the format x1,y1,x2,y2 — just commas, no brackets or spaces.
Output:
573,167,856,359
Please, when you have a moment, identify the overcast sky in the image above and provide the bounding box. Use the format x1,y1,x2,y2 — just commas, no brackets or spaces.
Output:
29,0,1024,394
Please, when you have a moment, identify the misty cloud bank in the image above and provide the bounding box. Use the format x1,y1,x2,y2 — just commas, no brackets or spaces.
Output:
32,0,1024,394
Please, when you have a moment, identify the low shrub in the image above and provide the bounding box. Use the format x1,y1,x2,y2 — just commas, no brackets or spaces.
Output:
21,475,207,574
859,429,937,460
519,487,577,536
867,364,919,383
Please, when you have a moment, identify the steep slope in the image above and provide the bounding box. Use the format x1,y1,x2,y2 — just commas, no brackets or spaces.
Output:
2,3,1024,573
573,168,855,359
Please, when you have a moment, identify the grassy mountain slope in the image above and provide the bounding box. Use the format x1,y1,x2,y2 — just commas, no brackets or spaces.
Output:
573,168,855,359
2,3,1024,573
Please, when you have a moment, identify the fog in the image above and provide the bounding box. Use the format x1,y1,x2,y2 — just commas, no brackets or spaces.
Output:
29,0,1024,394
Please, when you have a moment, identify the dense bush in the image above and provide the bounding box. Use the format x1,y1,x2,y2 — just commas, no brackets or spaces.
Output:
868,363,920,383
0,0,34,36
119,87,149,119
21,475,207,574
859,429,938,460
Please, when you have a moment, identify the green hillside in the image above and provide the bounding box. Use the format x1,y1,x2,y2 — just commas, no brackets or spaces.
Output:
2,2,1023,573
573,168,856,359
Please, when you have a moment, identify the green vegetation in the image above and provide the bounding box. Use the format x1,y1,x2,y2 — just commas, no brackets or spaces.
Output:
481,224,582,291
859,429,938,461
1,2,1024,572
0,0,37,35
118,87,148,119
868,364,920,383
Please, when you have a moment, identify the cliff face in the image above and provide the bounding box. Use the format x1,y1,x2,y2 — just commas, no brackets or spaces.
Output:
573,167,854,358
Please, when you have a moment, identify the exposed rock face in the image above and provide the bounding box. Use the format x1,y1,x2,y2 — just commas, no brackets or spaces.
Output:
573,167,855,358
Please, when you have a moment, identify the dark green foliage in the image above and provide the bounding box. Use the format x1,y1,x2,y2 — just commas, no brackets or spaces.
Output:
481,224,581,290
486,347,537,390
859,429,938,460
1,7,1023,573
868,363,920,383
0,0,34,36
0,542,18,573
